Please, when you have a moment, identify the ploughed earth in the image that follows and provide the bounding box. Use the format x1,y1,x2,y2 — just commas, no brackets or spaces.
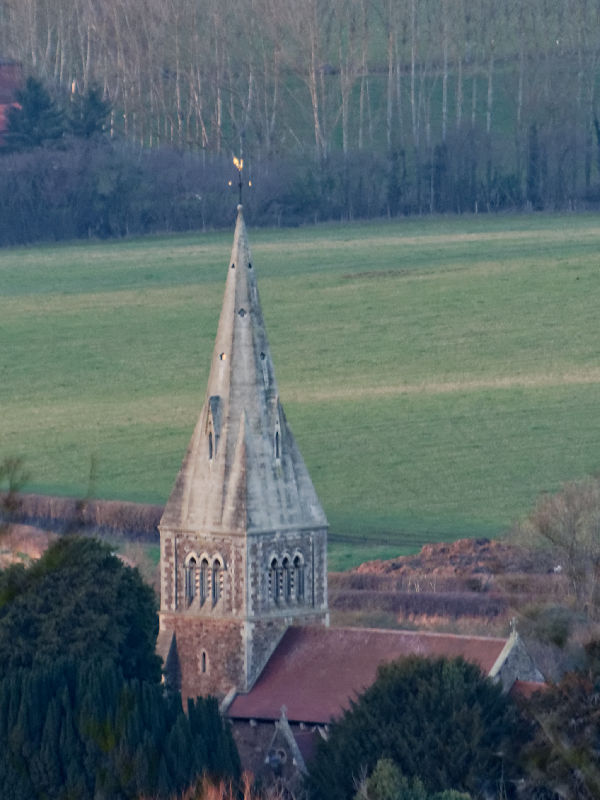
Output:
329,537,566,638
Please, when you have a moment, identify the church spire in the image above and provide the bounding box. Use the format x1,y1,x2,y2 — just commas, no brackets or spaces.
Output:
158,205,329,698
162,204,327,535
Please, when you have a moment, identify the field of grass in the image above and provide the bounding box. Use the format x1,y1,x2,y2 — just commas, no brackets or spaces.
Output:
2,211,600,570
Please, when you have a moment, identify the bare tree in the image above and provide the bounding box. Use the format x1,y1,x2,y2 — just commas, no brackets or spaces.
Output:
516,477,600,619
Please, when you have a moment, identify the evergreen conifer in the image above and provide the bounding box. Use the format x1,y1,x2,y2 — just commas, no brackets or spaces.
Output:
5,77,65,151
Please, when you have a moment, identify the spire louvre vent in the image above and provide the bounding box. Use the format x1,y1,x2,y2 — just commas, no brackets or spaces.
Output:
238,308,247,318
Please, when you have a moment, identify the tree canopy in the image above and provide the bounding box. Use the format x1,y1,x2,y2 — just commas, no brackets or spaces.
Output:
67,85,111,139
355,759,472,800
0,536,161,682
0,659,240,799
0,536,241,798
5,77,65,151
3,1,600,238
520,640,600,800
306,656,528,800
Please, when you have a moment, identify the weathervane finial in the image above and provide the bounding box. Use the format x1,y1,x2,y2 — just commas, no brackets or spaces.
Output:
228,154,252,205
233,155,244,204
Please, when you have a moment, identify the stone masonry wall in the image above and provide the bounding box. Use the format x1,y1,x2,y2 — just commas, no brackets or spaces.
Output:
160,612,245,699
159,525,328,697
160,528,246,616
247,528,328,618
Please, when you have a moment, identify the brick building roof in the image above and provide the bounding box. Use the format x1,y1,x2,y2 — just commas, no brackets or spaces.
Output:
227,626,510,724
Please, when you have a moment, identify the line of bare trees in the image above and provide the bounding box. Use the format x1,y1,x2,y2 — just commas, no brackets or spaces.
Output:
2,0,600,224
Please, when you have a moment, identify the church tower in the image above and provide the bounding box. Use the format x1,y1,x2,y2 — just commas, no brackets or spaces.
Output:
158,205,329,700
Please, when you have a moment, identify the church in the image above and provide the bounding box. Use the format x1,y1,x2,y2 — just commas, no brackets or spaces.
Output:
156,203,543,781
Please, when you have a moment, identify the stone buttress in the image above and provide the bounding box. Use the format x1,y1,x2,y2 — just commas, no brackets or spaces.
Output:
158,205,329,700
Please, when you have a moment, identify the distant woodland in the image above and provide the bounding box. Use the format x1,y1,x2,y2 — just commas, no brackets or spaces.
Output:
3,0,600,241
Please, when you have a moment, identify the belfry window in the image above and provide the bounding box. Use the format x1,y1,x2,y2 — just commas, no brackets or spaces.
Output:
294,555,305,601
201,651,208,673
185,557,197,605
269,558,281,603
268,553,305,605
268,558,277,602
199,558,209,605
211,559,223,605
282,557,292,602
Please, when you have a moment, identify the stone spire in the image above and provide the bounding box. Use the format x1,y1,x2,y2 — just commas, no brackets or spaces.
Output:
158,204,329,699
161,204,327,535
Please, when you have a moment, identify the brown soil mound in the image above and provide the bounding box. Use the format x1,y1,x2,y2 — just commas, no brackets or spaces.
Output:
353,537,556,578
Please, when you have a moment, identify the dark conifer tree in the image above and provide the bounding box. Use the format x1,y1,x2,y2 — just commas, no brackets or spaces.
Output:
0,538,241,798
0,660,240,798
307,657,528,800
68,86,111,139
0,537,161,682
4,77,65,151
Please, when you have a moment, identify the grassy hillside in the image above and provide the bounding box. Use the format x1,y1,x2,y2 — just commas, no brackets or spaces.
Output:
2,212,599,569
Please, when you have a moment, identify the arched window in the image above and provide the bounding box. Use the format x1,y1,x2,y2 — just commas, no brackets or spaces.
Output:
294,555,305,601
268,558,278,602
201,651,207,674
199,558,209,605
185,557,197,605
211,559,222,605
269,557,281,603
208,431,213,460
282,557,292,602
275,430,280,460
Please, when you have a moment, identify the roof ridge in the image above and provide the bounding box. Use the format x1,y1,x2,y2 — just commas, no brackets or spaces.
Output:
295,624,508,642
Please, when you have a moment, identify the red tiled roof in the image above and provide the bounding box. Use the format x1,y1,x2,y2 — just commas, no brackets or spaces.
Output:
228,626,509,724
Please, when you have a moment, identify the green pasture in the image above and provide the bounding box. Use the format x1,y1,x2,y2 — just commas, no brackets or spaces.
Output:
2,212,600,570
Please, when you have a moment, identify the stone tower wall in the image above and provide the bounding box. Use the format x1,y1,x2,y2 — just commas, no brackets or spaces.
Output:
159,526,328,698
160,529,247,616
159,613,245,698
247,528,328,618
